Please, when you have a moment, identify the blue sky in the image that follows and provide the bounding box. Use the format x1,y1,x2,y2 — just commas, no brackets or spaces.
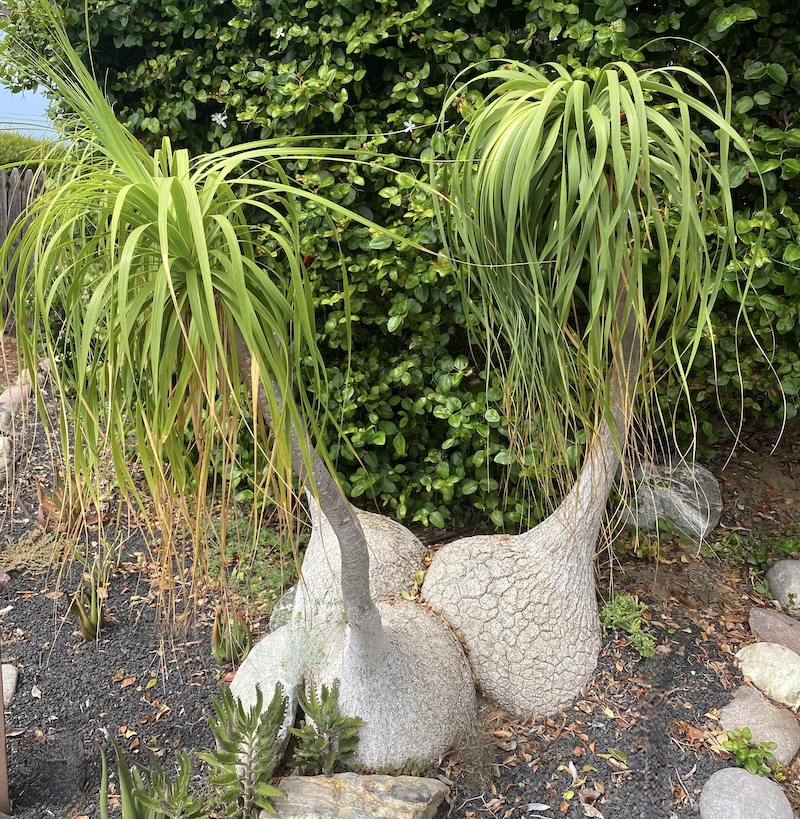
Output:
0,84,54,137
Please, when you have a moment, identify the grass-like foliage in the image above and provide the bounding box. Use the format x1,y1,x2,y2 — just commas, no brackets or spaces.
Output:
289,680,364,776
599,593,655,658
0,0,413,591
435,59,766,500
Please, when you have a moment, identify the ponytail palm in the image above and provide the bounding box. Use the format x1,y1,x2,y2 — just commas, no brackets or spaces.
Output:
1,3,477,770
423,60,763,716
1,4,389,552
435,60,756,488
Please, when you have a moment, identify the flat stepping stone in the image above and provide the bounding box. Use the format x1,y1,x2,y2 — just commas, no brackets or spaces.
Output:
750,606,800,658
719,685,800,765
269,773,448,818
699,767,792,818
736,642,800,708
766,560,800,615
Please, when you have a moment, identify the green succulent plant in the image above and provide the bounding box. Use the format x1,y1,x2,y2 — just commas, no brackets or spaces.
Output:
199,685,287,817
599,593,656,658
211,606,252,665
69,552,109,641
289,680,364,776
101,684,290,819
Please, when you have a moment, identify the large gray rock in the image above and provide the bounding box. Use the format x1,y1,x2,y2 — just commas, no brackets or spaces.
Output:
766,561,800,615
749,607,800,657
625,460,722,540
699,767,793,819
736,642,800,709
266,773,448,819
719,685,800,765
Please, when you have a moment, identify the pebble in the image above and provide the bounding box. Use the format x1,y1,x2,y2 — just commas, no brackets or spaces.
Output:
735,642,800,709
699,558,800,815
1,664,17,706
699,767,793,818
718,685,800,765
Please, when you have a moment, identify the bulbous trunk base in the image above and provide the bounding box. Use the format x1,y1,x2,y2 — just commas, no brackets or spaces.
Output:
422,511,601,717
316,600,478,770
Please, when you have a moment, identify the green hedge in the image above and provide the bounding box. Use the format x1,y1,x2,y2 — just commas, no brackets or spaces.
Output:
0,130,53,170
3,0,800,528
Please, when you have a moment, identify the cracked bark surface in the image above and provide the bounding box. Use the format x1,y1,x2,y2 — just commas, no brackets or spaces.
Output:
423,302,639,717
421,432,615,715
292,495,427,631
315,600,477,769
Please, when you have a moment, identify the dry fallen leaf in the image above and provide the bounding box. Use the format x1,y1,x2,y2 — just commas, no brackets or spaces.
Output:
31,684,41,699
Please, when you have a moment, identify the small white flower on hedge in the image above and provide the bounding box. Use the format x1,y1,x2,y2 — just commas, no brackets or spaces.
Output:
403,118,415,132
211,111,228,128
274,26,285,38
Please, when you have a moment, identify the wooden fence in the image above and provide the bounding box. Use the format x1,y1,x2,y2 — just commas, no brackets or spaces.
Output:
0,167,45,326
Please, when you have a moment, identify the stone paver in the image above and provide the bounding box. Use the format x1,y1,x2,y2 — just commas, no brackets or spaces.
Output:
718,685,800,765
699,767,793,819
749,607,800,658
735,642,800,709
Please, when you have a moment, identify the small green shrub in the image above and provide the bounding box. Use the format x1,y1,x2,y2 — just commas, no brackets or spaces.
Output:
599,594,656,659
289,680,364,776
0,130,54,170
723,727,785,780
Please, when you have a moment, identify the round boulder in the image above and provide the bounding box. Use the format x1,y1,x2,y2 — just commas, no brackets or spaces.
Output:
699,767,792,819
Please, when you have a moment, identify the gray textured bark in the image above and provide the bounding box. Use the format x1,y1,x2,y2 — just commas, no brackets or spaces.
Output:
422,297,640,716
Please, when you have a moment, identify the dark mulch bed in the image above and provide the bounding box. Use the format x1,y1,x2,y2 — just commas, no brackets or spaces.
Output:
2,348,800,817
1,556,217,817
